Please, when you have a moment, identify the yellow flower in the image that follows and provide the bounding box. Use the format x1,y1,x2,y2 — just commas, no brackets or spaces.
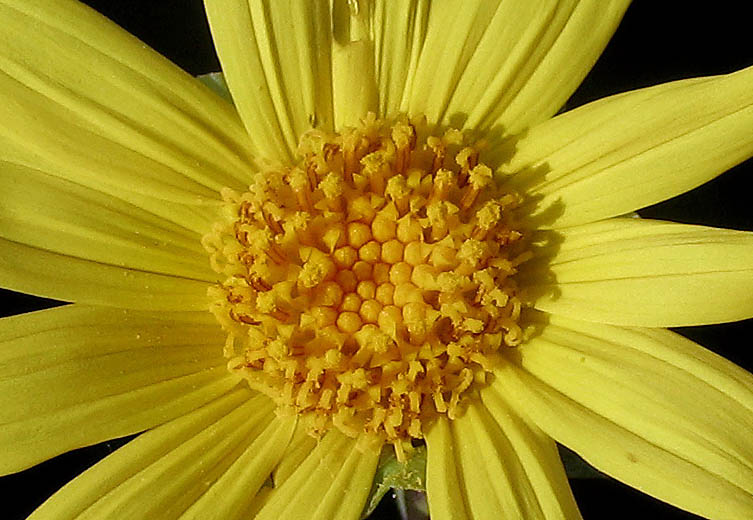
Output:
2,1,753,519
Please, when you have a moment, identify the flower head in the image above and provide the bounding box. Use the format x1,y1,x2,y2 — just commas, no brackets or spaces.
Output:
203,117,529,461
2,1,753,519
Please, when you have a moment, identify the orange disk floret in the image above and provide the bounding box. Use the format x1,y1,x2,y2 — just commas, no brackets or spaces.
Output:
203,114,529,460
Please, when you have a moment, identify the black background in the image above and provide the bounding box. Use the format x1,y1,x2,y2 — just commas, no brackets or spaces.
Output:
2,1,752,518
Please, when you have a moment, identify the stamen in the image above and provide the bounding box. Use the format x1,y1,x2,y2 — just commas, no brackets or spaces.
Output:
289,167,313,211
460,164,493,210
386,176,411,215
391,121,416,175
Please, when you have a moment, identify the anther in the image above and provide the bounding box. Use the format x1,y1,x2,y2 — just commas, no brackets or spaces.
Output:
472,200,502,240
323,142,340,162
261,203,284,235
233,222,251,247
386,176,411,215
288,167,313,211
342,131,369,184
269,309,291,322
426,201,452,242
248,275,272,292
460,164,493,210
305,154,319,188
239,200,253,220
361,150,390,194
229,309,261,325
319,171,345,212
392,121,416,175
427,136,445,174
429,169,455,203
456,146,479,186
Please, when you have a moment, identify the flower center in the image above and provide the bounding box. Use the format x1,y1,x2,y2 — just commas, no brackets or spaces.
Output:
203,114,529,460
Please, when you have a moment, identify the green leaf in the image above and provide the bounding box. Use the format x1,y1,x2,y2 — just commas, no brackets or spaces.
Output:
361,441,605,517
362,445,427,518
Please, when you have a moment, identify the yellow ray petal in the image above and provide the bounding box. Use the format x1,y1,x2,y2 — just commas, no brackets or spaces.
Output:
204,0,335,160
1,162,215,283
0,305,239,475
0,0,256,205
180,415,296,520
29,388,274,520
451,410,527,519
501,66,753,228
427,401,581,520
331,0,378,129
493,312,753,520
479,390,583,520
425,416,471,520
404,0,629,134
452,404,546,519
522,218,753,326
271,421,318,487
254,431,379,520
0,237,210,310
372,0,429,119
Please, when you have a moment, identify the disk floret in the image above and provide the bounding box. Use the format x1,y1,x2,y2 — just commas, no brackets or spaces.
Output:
203,114,530,459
